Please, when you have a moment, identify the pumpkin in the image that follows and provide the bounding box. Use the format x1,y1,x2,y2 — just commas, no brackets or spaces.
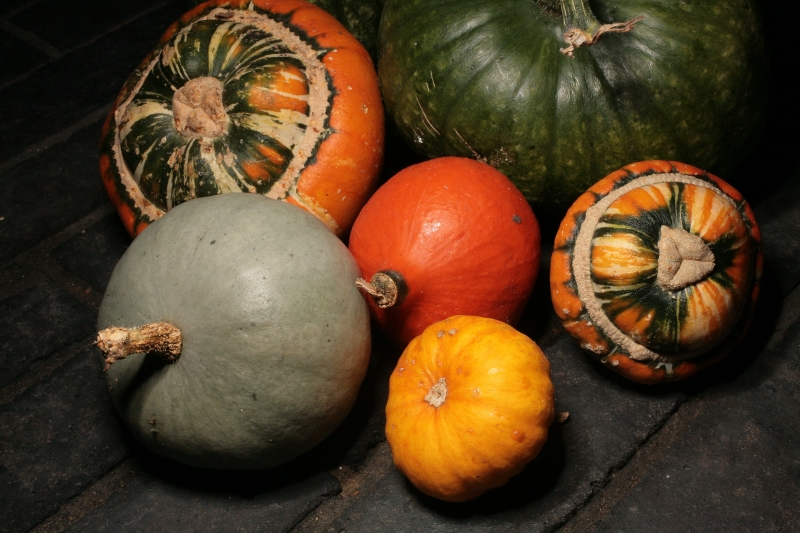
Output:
348,157,540,345
385,315,555,502
378,0,768,214
100,0,384,238
550,160,762,384
96,193,371,469
185,0,383,59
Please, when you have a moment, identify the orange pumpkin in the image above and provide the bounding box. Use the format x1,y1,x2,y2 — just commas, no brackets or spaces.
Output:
550,160,762,384
385,315,555,502
348,157,540,345
99,0,384,237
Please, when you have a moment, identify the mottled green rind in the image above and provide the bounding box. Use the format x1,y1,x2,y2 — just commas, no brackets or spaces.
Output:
97,194,371,469
309,0,382,60
378,0,768,215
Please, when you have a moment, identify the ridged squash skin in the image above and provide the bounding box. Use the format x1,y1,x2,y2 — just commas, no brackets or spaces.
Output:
100,0,384,238
378,0,767,214
385,316,555,502
97,193,371,469
550,160,762,384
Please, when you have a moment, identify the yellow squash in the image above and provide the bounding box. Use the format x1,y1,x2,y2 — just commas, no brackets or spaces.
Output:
385,315,555,502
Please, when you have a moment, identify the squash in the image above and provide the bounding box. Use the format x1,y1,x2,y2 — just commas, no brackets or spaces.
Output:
385,315,555,502
96,193,371,469
185,0,383,59
100,0,384,238
378,0,768,214
348,157,540,345
550,160,762,384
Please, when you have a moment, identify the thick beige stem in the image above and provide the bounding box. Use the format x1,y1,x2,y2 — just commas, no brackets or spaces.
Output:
657,226,715,291
424,377,447,408
96,322,182,370
172,77,227,138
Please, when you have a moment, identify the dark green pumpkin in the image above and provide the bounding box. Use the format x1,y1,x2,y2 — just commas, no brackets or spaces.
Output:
378,0,768,214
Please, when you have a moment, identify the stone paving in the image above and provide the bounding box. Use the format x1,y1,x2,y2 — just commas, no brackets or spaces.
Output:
1,1,798,532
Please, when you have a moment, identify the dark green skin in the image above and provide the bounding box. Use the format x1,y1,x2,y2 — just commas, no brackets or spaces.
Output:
308,0,383,60
378,0,768,214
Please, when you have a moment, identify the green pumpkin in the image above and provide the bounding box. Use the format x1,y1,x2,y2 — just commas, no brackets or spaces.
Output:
96,193,371,469
378,0,768,214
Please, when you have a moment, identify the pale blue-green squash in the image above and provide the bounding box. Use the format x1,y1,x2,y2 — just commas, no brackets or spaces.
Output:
97,193,371,469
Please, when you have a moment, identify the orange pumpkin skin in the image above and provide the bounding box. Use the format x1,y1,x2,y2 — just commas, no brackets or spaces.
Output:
99,0,383,238
348,157,540,345
385,315,555,502
551,160,762,384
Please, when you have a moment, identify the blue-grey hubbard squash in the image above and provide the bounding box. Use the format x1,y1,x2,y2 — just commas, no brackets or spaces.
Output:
96,193,371,469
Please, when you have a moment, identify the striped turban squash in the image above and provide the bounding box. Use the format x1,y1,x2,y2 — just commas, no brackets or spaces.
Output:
99,0,384,237
550,161,762,384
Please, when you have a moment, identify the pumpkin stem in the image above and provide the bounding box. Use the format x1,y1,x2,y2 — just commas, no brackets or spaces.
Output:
558,0,643,57
657,226,715,291
96,322,182,370
172,77,228,138
424,377,447,408
355,270,408,308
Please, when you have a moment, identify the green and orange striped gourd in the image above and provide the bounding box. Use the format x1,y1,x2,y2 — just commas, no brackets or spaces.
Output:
100,0,383,238
550,160,762,384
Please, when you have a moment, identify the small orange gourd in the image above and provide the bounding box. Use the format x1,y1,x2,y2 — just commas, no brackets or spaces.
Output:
551,160,762,384
385,315,555,502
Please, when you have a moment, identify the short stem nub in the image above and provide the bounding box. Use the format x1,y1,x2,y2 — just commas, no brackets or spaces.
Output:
355,270,408,308
96,322,182,370
172,77,227,138
657,226,715,291
424,377,447,408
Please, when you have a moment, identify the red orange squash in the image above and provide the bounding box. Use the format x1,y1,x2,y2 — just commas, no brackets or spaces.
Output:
550,160,762,384
99,0,383,237
348,157,540,345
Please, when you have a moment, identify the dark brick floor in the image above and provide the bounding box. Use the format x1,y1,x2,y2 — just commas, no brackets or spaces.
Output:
1,1,798,532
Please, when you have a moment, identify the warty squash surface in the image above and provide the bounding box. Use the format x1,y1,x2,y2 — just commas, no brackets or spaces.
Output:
100,0,384,237
550,160,762,384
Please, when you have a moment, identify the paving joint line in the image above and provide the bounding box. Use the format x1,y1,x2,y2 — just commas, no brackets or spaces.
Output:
0,0,174,91
4,203,115,270
554,281,800,532
6,203,115,308
291,441,395,533
553,398,702,533
0,19,62,59
0,333,99,407
0,0,43,21
0,104,111,175
28,457,138,533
